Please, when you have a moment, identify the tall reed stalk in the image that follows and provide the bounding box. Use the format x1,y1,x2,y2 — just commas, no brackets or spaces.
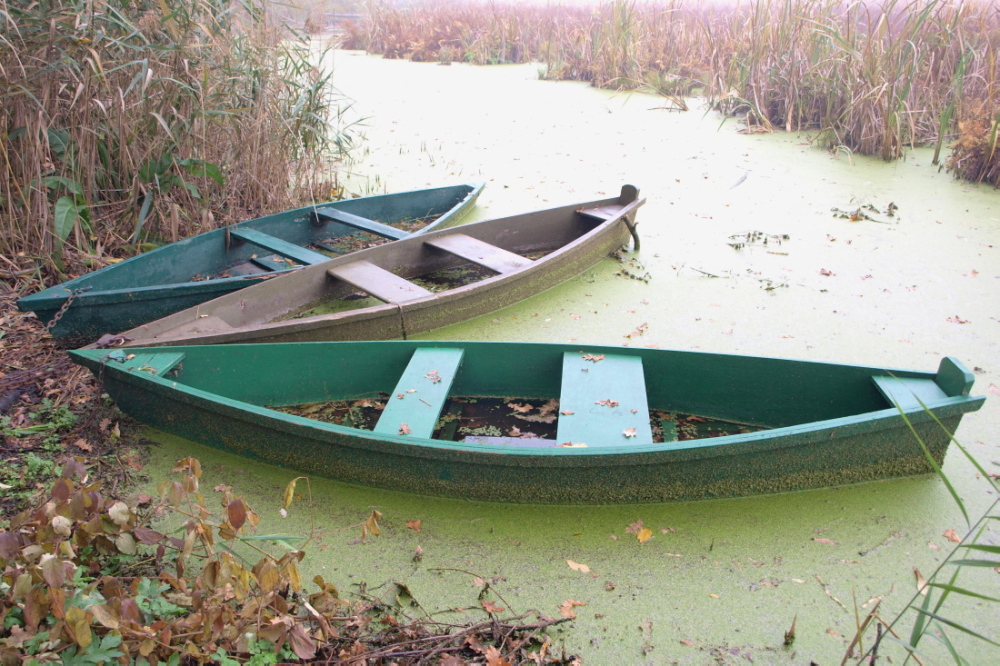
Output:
1,0,353,275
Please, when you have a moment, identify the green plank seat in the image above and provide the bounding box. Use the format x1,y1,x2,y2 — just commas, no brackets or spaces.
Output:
873,375,949,410
374,348,465,438
326,260,433,303
312,208,408,240
556,352,654,447
424,233,533,274
102,351,185,377
250,254,303,272
228,228,330,266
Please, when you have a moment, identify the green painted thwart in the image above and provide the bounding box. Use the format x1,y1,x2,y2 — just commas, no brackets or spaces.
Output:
17,183,484,347
68,341,984,504
110,185,645,348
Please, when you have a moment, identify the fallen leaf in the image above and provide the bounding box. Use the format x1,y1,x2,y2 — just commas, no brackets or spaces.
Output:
626,520,644,534
605,581,616,591
946,315,970,324
581,354,605,362
406,519,421,533
988,384,1000,396
399,423,411,435
558,599,586,618
914,567,928,595
507,402,533,413
595,398,620,408
819,268,835,276
71,438,93,452
567,559,590,573
557,442,587,447
609,535,618,540
680,639,696,646
481,600,505,614
928,542,940,551
559,410,575,415
413,545,423,562
709,593,720,598
473,577,485,588
659,527,676,534
623,427,637,438
484,645,511,666
637,528,652,543
942,528,961,543
813,538,838,545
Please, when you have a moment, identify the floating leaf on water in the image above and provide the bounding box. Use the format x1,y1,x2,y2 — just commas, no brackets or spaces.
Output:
558,599,586,619
943,528,961,543
407,519,422,533
567,560,590,573
481,600,505,614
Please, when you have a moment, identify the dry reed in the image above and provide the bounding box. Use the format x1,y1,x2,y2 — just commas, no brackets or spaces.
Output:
347,0,999,181
1,0,354,276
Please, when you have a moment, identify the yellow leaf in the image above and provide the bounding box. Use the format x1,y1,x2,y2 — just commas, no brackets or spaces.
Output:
942,528,961,543
283,478,298,509
567,559,590,573
637,528,652,543
364,510,383,537
709,593,720,598
914,567,928,596
65,605,92,648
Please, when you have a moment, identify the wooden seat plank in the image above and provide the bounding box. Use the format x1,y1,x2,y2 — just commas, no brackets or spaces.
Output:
313,208,409,240
104,351,185,377
424,233,533,274
326,260,433,303
374,348,465,438
229,228,329,266
575,204,622,221
556,352,654,447
872,375,949,410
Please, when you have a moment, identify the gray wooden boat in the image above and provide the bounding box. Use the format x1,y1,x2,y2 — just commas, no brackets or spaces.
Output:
108,185,644,348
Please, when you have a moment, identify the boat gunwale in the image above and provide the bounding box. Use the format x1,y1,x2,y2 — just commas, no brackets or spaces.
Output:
18,182,485,310
71,343,986,467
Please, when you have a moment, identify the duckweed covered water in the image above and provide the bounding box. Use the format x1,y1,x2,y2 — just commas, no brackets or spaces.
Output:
139,51,1000,662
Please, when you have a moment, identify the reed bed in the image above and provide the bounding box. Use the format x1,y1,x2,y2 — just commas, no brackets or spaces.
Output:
1,0,353,275
346,0,999,182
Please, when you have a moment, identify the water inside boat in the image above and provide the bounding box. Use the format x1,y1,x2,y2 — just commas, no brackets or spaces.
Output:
271,396,767,446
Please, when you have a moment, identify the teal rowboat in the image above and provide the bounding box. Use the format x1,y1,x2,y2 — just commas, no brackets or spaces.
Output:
108,186,644,348
68,341,984,504
18,183,484,346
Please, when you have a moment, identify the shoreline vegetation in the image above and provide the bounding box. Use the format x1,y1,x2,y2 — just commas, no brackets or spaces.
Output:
1,0,354,275
342,0,999,184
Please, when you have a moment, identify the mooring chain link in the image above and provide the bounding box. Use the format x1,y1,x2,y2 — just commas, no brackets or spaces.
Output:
44,287,89,333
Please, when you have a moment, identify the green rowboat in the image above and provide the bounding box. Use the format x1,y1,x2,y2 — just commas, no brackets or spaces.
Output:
19,183,484,347
69,341,984,504
109,185,644,347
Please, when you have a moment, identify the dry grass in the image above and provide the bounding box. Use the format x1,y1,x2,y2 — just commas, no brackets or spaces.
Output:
1,0,354,276
347,0,999,180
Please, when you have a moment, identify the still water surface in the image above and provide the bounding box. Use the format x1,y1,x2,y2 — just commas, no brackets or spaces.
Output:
144,51,1000,662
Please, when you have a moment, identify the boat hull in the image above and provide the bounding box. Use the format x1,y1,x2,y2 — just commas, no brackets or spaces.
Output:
115,187,643,347
19,183,483,346
69,341,985,504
